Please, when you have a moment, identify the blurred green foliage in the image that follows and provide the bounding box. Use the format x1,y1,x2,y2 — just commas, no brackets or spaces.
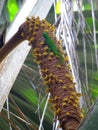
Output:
7,0,19,22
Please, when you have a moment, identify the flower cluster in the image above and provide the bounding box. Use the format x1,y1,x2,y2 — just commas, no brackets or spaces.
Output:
19,16,83,130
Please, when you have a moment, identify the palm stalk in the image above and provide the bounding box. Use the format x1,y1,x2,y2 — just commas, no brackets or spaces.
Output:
0,31,25,63
19,17,83,130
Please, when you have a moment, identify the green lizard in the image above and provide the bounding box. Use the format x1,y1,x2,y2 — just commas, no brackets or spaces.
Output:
42,32,64,64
